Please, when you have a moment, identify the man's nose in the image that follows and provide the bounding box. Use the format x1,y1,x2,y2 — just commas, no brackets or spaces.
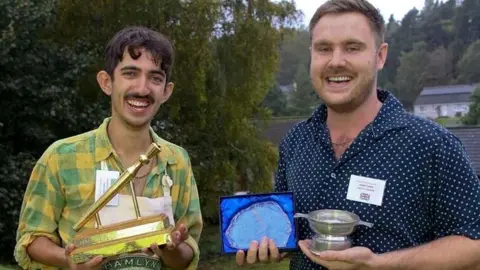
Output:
134,75,150,95
328,48,347,68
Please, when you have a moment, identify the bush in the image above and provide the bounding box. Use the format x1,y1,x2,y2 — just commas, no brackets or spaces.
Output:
0,0,102,263
0,152,36,263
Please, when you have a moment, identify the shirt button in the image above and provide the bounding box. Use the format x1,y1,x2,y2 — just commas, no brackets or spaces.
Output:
331,173,336,178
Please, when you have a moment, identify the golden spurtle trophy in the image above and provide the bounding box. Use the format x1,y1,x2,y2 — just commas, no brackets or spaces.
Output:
70,142,174,263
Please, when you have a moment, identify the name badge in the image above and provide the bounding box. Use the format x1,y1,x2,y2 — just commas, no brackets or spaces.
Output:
346,175,386,206
95,170,120,206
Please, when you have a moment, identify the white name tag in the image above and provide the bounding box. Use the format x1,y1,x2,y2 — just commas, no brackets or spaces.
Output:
346,175,386,206
95,170,120,206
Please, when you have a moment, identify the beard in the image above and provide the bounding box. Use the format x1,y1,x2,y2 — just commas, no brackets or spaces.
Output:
327,73,376,114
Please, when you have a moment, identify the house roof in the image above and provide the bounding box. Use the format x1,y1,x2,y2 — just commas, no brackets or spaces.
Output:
448,127,480,174
414,84,477,105
262,118,480,174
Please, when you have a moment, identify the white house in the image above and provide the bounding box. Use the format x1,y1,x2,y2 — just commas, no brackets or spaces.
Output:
413,84,476,119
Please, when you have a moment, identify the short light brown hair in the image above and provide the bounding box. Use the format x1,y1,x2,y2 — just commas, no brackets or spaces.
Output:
309,0,385,46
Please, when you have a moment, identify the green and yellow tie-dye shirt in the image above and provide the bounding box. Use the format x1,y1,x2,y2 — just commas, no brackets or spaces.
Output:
14,118,203,270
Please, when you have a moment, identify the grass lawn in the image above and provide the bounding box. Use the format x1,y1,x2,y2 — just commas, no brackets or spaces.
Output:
0,265,18,270
435,116,463,126
198,255,289,270
198,224,290,270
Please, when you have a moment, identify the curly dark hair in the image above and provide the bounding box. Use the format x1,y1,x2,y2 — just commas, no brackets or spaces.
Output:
103,26,174,82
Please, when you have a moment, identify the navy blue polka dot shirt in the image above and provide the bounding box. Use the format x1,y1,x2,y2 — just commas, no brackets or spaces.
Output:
275,90,480,270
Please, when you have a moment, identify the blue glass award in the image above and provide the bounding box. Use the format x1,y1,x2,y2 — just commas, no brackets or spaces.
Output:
219,192,298,254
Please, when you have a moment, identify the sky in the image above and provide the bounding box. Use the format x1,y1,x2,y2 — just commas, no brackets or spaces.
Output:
295,0,427,25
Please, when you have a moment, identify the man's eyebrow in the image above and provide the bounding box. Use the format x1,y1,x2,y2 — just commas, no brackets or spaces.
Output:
343,39,366,46
312,39,332,46
120,66,140,71
150,70,166,77
120,66,165,76
312,38,366,46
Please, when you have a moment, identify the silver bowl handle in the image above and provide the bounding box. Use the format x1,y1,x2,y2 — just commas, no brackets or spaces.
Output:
358,220,374,228
293,213,310,219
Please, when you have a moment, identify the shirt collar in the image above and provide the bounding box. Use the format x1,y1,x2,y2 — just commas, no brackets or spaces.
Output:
94,117,177,165
308,89,410,139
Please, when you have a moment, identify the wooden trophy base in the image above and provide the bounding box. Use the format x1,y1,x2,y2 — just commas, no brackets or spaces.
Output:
70,214,173,264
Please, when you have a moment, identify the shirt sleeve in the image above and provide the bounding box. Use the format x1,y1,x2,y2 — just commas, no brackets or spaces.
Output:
14,152,65,270
170,149,203,270
430,132,480,240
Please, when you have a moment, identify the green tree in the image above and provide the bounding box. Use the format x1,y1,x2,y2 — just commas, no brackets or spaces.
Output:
453,0,480,45
289,65,319,116
262,85,289,116
378,15,399,87
275,28,311,86
197,0,300,219
394,41,430,110
0,0,100,262
423,46,454,86
456,40,480,84
448,38,467,79
463,86,480,125
381,8,424,88
385,14,400,39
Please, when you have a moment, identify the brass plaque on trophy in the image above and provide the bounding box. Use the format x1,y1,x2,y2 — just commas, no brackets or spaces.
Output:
70,142,174,263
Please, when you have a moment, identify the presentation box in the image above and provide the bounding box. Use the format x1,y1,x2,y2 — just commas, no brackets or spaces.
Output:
219,192,298,254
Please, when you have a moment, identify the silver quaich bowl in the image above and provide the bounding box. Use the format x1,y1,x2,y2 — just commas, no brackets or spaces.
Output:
295,209,373,253
294,209,373,236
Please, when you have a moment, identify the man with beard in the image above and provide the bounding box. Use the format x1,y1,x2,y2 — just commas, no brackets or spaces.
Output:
14,26,202,270
236,0,480,269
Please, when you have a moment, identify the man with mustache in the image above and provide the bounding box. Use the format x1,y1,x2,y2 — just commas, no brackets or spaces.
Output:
14,26,202,270
236,0,480,269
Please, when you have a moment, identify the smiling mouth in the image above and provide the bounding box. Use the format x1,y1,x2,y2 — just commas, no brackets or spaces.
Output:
326,76,352,83
126,99,151,112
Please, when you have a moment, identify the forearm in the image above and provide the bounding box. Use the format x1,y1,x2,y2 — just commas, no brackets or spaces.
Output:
376,236,480,270
27,236,68,268
161,243,194,270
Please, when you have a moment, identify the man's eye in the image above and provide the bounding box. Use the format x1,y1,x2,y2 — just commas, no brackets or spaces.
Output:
346,46,360,52
316,47,330,53
152,77,163,84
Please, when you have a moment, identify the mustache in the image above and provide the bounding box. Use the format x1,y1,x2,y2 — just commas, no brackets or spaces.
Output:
124,92,154,103
325,69,354,76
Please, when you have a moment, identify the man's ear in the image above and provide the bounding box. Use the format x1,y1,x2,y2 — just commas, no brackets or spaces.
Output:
376,42,388,71
97,71,113,96
160,82,175,103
